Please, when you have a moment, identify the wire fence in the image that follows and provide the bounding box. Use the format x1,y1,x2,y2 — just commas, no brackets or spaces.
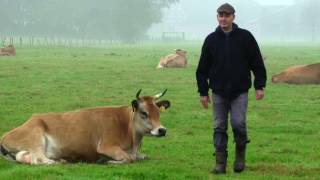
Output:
0,36,127,48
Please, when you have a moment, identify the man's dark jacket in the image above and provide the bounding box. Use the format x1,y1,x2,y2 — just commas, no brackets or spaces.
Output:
196,23,267,99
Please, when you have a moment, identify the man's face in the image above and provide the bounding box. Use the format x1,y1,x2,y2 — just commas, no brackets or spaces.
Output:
217,12,235,29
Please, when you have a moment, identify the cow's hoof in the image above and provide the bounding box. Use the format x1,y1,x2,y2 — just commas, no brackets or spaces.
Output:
108,159,131,164
136,153,148,160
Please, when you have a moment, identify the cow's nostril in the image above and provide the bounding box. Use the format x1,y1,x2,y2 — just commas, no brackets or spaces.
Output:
158,128,166,136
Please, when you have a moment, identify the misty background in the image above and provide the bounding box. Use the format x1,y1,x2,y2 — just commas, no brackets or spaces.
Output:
1,0,320,43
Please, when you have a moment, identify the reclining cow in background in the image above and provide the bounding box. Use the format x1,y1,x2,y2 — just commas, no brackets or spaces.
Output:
0,45,16,56
156,49,187,68
272,63,320,84
0,89,171,165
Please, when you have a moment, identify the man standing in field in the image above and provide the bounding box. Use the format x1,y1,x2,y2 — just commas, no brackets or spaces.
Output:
196,3,267,174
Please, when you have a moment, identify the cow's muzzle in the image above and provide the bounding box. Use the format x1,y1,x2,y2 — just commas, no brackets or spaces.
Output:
158,128,167,137
151,127,167,137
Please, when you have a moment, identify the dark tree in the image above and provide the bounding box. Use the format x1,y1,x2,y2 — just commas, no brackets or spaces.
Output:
0,0,178,41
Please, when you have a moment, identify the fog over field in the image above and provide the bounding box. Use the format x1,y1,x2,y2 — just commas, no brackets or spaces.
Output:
149,0,320,42
0,0,319,42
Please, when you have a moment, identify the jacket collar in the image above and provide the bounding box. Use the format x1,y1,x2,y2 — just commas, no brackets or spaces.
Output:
216,23,238,36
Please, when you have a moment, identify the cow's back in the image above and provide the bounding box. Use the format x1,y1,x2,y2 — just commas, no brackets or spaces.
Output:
166,56,187,67
305,63,320,76
163,54,187,67
0,45,16,56
41,106,132,161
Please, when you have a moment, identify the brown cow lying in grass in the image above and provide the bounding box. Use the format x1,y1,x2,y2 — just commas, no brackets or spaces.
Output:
156,49,187,68
272,63,320,84
0,89,171,165
0,45,16,56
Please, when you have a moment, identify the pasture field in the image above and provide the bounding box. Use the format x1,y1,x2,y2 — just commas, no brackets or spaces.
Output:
0,42,319,179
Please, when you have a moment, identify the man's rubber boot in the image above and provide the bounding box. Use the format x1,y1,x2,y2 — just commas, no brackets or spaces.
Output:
211,151,227,174
233,144,246,173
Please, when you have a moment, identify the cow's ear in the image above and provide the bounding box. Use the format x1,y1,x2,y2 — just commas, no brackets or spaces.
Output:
156,100,171,109
131,100,139,112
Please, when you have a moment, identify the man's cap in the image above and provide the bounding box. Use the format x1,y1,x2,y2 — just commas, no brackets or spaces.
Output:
217,3,235,14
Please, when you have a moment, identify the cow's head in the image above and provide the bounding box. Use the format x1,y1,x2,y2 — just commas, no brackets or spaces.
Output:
131,89,170,137
175,49,187,56
272,71,287,83
271,74,279,83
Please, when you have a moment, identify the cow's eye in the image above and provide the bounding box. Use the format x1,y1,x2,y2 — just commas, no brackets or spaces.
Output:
141,111,149,118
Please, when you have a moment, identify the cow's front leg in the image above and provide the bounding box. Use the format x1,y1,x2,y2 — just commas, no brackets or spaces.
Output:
97,143,133,164
130,144,147,161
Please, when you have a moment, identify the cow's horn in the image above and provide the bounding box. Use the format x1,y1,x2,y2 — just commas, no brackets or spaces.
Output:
154,89,167,98
136,89,142,99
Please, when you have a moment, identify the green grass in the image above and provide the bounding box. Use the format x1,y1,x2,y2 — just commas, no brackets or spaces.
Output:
0,42,319,179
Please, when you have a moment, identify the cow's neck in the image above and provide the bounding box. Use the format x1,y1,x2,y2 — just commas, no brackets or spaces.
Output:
130,111,144,148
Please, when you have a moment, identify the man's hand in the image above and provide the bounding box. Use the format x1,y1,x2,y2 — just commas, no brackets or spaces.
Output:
200,96,211,109
255,90,264,100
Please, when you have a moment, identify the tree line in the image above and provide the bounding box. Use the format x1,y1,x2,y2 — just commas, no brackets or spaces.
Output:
0,0,178,42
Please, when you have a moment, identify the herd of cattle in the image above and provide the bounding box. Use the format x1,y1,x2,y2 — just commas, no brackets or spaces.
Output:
0,44,318,85
0,44,319,165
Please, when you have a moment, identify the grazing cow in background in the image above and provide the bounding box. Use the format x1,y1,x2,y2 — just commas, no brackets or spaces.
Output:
0,89,171,165
272,63,320,84
156,49,187,68
0,45,16,56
